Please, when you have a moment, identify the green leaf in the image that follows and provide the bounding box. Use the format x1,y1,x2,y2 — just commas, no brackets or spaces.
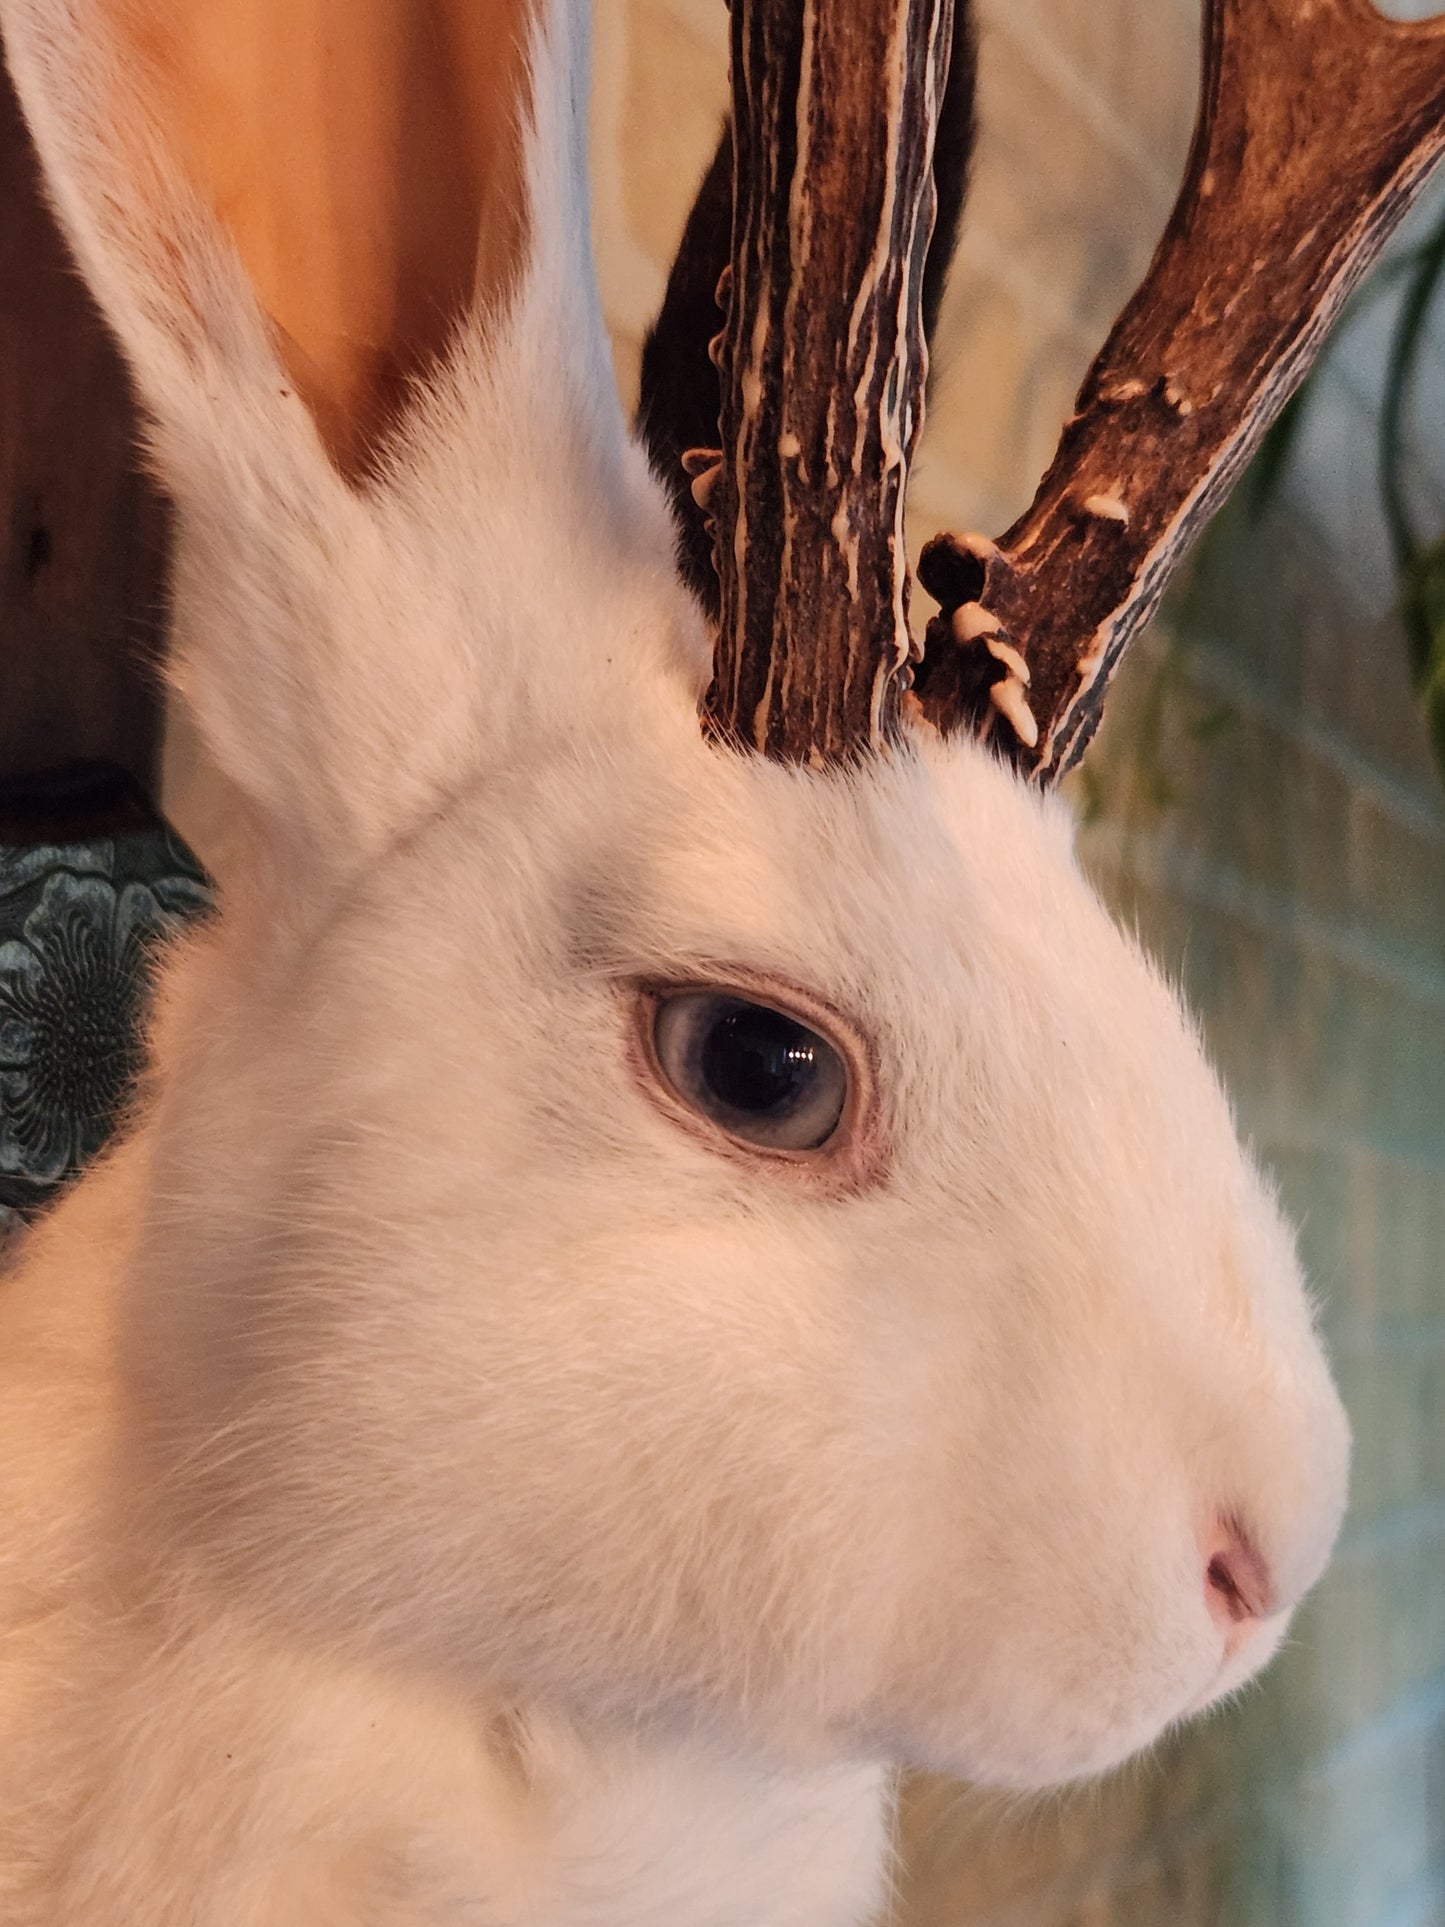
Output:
1401,535,1445,689
1423,648,1445,788
1074,761,1108,828
1191,702,1238,744
1379,203,1445,575
1413,556,1445,785
1247,383,1312,518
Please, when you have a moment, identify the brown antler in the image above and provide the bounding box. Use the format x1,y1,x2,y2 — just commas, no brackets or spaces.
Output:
701,0,955,763
914,0,1445,783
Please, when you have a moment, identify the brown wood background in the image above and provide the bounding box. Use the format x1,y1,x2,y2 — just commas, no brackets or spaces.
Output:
0,32,168,795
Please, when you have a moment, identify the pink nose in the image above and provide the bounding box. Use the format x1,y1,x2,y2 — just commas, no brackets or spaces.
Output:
1204,1519,1273,1650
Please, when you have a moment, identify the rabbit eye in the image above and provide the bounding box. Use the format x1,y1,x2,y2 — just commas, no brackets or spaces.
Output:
649,990,850,1154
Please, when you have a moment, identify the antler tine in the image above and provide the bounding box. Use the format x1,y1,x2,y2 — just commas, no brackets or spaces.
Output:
914,0,1445,784
703,0,955,764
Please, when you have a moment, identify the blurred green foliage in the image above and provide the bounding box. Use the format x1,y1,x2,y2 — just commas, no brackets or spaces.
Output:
1251,202,1445,788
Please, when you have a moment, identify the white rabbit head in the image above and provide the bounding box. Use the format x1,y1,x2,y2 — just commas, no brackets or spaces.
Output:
1,0,1348,1793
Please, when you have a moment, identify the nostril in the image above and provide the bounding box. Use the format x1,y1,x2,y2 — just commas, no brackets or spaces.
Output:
1207,1551,1254,1623
1204,1520,1273,1636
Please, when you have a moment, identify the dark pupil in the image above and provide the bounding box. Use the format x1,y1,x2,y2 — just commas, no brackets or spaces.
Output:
700,1000,819,1117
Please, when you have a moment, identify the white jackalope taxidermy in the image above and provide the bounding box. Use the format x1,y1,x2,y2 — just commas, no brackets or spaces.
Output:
1,0,1442,1921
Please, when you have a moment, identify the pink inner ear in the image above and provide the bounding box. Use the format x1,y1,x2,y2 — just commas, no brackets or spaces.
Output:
111,0,537,477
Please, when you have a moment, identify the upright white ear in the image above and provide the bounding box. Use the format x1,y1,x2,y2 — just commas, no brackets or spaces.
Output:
0,0,624,872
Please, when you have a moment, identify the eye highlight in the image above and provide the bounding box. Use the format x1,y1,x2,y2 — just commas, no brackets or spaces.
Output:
646,988,851,1155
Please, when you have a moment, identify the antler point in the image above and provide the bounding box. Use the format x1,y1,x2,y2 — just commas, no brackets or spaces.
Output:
949,600,1005,644
689,463,723,512
1080,491,1131,527
989,676,1041,750
1161,378,1194,416
983,635,1031,687
1100,376,1149,405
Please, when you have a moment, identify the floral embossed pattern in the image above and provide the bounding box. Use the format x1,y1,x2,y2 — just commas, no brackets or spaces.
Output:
0,766,211,1259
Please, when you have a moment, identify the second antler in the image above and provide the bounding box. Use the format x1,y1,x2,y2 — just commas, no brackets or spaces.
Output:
914,0,1445,782
701,0,955,762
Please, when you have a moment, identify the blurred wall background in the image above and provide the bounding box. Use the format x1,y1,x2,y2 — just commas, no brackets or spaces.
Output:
589,1,1445,1922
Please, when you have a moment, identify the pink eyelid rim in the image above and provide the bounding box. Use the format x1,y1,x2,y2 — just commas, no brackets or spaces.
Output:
623,971,887,1191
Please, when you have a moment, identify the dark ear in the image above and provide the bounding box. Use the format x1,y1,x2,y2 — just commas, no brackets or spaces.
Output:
637,1,978,616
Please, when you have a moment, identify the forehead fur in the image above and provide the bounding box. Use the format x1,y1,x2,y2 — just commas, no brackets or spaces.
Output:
456,689,1253,1230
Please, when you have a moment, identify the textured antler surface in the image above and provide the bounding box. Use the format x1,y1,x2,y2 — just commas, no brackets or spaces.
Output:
637,9,975,628
701,0,955,763
914,0,1445,783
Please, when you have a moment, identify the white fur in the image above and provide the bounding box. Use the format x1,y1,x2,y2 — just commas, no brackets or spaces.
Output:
0,0,1349,1920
